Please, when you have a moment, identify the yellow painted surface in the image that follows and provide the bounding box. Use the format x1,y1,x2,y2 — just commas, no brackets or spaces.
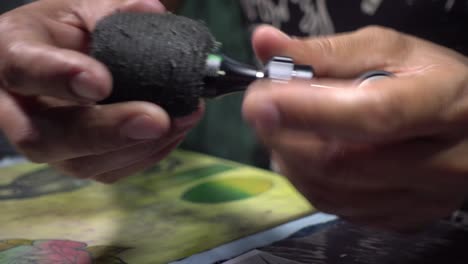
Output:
0,150,314,264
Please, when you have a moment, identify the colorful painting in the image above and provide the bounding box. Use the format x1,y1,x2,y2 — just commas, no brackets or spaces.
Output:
0,239,129,264
0,150,314,264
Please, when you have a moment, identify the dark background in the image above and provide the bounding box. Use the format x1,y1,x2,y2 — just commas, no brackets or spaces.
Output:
0,1,29,13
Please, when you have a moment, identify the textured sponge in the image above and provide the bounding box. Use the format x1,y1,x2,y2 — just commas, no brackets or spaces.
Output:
91,12,217,117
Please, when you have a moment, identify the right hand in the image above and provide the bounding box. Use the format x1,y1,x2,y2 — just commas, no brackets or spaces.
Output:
0,0,203,183
243,25,468,231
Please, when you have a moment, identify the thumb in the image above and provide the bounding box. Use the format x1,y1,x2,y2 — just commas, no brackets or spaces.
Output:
252,25,409,78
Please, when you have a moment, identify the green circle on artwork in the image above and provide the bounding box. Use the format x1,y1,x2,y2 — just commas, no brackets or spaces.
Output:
182,177,273,204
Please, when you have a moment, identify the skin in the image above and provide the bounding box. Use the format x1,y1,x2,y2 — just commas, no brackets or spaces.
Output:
243,25,468,231
0,0,203,183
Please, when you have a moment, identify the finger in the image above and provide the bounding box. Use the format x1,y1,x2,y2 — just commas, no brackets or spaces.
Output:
269,135,397,194
55,0,166,50
0,101,175,163
252,25,412,77
1,42,112,102
68,0,166,31
275,147,448,226
119,0,166,13
243,74,453,143
0,0,167,103
53,133,186,179
251,25,291,64
93,136,184,183
171,100,205,131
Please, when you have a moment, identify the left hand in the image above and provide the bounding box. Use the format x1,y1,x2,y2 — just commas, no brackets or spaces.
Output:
243,25,468,232
0,0,202,184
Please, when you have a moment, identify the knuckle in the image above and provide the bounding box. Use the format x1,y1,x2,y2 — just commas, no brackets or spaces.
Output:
0,41,27,89
357,25,402,43
361,94,402,139
357,26,411,60
357,25,393,35
312,37,336,58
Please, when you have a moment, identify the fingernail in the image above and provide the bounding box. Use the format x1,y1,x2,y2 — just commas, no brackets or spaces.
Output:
135,0,166,12
71,72,106,101
256,24,291,40
120,115,165,140
250,101,280,134
273,27,291,40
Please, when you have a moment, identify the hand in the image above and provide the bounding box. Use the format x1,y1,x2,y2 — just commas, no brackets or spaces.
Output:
243,25,468,231
0,0,203,183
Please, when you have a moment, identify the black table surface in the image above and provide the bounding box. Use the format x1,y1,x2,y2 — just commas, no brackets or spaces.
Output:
244,218,468,264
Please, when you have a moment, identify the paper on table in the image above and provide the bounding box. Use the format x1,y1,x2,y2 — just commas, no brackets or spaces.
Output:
0,150,314,264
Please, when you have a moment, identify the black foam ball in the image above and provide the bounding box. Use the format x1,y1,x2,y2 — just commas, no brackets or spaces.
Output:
91,12,217,117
